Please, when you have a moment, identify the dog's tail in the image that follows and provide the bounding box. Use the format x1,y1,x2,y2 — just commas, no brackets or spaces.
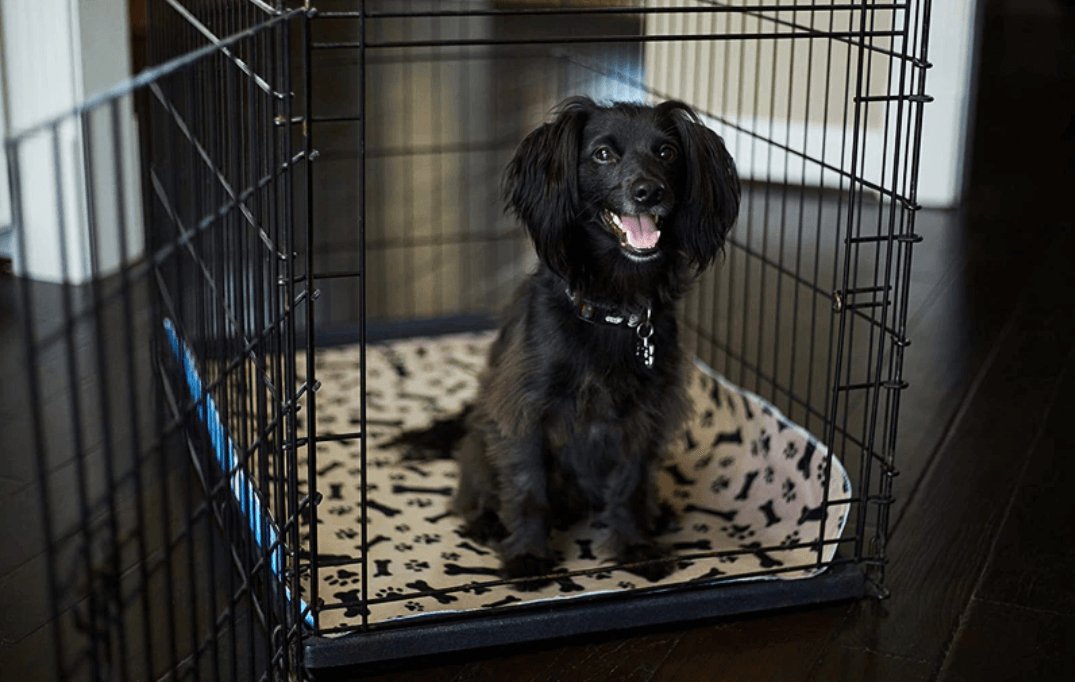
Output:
381,404,472,460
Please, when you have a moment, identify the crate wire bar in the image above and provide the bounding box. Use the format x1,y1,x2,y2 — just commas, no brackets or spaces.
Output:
5,0,932,679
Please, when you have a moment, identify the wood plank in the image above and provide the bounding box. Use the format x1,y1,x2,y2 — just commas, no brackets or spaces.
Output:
937,598,1075,682
808,645,932,682
974,359,1075,615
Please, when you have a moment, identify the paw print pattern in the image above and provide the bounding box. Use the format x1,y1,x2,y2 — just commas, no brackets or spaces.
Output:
324,569,361,587
617,580,636,589
335,528,358,540
413,533,441,545
721,524,756,541
404,559,430,572
694,453,713,471
717,554,739,564
719,456,735,468
784,442,799,460
394,523,411,533
782,530,801,547
710,475,731,493
693,523,710,533
407,498,433,508
375,586,404,600
440,551,461,561
782,478,798,502
394,543,413,552
404,601,425,612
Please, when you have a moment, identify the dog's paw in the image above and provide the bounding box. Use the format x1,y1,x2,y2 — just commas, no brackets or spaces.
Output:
461,510,508,544
501,554,558,591
619,543,676,583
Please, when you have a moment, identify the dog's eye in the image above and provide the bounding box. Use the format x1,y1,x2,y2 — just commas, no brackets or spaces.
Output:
658,144,678,162
592,146,616,164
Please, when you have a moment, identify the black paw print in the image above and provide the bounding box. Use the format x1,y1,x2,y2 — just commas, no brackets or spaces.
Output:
370,457,392,469
413,533,441,545
394,523,411,533
404,601,425,612
717,554,740,564
335,528,358,540
673,488,691,499
782,530,802,547
719,455,735,468
407,498,433,508
694,453,714,471
617,580,636,589
389,472,406,482
327,505,352,516
783,442,799,460
404,559,430,572
325,569,361,587
394,543,414,552
375,586,404,601
710,475,731,493
441,551,461,561
782,478,797,502
721,524,755,541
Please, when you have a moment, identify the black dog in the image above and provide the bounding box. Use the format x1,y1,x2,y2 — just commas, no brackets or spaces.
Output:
398,97,739,584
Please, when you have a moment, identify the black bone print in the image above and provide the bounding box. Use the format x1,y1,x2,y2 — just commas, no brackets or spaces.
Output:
374,559,392,577
692,566,726,581
684,429,698,451
740,394,755,420
758,499,782,527
319,461,343,476
456,541,491,556
391,484,453,496
672,539,713,551
402,463,432,478
554,576,586,593
734,470,760,501
710,380,723,406
405,580,459,605
365,499,403,517
741,542,785,569
333,590,370,619
797,441,818,480
366,534,391,550
385,349,409,378
683,503,738,521
664,463,695,486
798,503,826,524
712,429,743,449
329,483,343,501
443,563,501,577
424,510,453,524
575,539,597,560
482,595,522,609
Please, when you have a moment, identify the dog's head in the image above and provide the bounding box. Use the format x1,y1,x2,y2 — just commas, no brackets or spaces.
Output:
505,97,740,285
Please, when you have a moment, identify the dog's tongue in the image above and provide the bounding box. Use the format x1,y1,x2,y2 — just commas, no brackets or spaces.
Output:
619,214,661,250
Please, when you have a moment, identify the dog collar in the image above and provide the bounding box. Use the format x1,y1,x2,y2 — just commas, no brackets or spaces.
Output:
565,288,656,369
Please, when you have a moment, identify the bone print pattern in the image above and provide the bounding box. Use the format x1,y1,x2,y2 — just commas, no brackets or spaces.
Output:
290,332,850,634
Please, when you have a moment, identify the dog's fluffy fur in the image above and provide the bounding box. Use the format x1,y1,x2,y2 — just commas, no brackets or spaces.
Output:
399,98,739,584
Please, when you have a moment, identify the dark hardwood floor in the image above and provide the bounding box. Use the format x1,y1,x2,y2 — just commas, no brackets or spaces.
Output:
2,0,1073,680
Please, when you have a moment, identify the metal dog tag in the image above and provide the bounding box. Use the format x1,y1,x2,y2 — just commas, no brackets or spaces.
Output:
635,307,655,369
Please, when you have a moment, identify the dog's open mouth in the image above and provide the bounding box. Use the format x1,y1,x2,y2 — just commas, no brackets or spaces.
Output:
602,210,662,259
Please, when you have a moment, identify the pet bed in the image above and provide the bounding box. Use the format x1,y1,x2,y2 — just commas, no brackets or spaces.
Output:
295,331,850,632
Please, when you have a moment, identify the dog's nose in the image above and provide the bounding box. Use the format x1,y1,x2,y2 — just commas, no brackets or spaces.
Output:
632,179,665,207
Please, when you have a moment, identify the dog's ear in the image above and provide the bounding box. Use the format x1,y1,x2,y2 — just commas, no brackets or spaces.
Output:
658,100,741,271
504,97,594,277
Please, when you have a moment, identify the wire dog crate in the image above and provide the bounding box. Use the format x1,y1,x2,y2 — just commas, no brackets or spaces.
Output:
5,0,933,679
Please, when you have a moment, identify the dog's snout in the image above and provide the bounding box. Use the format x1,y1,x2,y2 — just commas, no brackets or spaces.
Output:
631,179,665,207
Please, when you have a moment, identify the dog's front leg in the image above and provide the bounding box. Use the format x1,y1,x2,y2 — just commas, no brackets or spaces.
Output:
600,443,676,582
489,432,556,587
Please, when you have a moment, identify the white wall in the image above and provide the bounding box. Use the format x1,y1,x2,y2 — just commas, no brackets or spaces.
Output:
0,0,143,283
